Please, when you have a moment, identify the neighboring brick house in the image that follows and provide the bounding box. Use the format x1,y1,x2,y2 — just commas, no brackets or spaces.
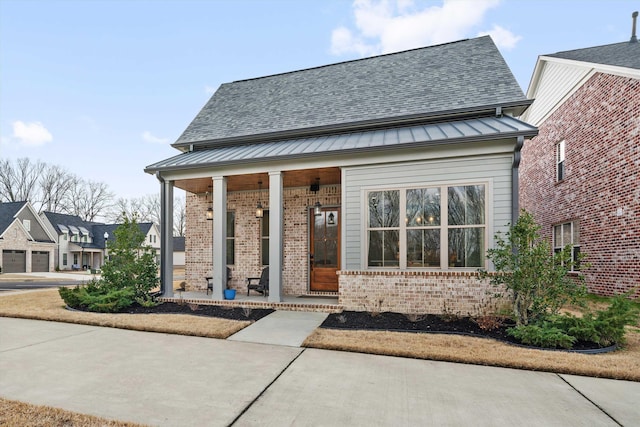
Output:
146,36,538,314
0,202,57,273
520,35,640,297
41,211,161,271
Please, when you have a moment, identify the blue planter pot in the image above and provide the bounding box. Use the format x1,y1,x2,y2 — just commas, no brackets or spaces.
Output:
224,289,236,300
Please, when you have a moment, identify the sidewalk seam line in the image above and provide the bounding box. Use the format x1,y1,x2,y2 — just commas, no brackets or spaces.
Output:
0,329,99,354
228,348,306,427
557,374,622,426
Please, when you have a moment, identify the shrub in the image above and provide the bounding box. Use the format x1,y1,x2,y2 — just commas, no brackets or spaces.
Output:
507,323,576,349
553,295,639,346
480,210,586,326
59,213,159,312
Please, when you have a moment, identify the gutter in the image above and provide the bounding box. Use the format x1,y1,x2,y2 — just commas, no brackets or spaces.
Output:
512,135,525,226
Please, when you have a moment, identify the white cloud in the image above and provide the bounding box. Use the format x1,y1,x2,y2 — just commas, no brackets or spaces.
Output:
477,24,522,50
11,121,53,147
142,131,169,144
330,0,509,56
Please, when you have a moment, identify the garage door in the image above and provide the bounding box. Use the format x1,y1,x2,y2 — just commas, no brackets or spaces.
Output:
32,251,50,272
2,250,26,273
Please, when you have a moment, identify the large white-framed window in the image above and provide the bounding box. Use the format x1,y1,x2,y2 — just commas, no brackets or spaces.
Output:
556,140,565,181
553,221,580,271
366,183,487,269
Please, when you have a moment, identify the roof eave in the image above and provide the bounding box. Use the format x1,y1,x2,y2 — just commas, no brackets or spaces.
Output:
148,127,538,175
170,100,534,152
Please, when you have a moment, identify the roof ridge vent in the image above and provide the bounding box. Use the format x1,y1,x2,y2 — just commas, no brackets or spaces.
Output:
631,11,638,43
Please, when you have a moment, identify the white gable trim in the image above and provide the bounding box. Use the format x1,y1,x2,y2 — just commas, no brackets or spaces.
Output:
523,55,640,126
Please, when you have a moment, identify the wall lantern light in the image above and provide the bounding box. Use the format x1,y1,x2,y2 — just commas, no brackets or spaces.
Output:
205,191,213,220
256,180,264,219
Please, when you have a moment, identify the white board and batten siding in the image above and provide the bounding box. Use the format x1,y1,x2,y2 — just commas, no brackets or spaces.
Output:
524,59,592,126
342,154,513,270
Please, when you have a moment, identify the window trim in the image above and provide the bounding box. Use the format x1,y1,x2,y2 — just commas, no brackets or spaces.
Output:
363,180,489,271
226,211,235,265
260,210,269,266
553,221,580,272
556,140,566,182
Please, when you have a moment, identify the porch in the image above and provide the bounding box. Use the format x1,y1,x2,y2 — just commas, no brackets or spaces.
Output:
158,290,341,313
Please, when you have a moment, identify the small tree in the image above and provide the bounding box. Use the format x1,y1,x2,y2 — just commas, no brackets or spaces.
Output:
100,213,159,303
480,210,586,326
60,213,158,312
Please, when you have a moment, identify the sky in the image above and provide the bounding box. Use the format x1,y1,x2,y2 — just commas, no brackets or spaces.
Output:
1,0,638,200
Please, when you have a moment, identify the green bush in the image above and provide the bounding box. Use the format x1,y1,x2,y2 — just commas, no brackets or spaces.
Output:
480,211,586,327
552,295,639,346
58,213,158,313
507,323,576,349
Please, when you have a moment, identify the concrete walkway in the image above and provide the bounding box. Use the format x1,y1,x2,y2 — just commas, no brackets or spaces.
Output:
1,317,638,426
228,310,329,347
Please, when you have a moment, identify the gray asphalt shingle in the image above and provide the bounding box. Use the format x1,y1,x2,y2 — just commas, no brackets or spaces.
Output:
174,36,528,147
547,41,640,70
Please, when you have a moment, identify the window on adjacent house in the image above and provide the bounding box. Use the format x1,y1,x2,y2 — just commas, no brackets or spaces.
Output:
73,254,78,265
23,220,30,231
553,221,580,271
63,253,67,266
261,210,270,266
227,211,235,265
367,184,486,269
556,140,565,181
63,233,68,241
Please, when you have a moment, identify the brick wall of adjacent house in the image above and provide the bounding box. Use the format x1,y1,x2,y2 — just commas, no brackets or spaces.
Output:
0,222,55,272
338,271,503,315
520,72,640,297
185,184,341,294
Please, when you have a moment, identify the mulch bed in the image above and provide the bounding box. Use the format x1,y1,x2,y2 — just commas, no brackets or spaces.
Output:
320,311,608,352
118,302,274,322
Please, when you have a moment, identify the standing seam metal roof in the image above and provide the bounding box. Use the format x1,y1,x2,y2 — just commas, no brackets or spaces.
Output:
146,115,537,172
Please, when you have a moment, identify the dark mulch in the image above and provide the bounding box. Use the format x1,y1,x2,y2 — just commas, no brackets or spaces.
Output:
320,311,607,352
119,302,274,322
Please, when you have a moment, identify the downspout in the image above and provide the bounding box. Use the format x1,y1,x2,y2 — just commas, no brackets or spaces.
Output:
512,135,525,226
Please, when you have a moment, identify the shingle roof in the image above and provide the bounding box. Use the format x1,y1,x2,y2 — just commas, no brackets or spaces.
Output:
547,41,640,70
174,36,529,148
0,202,27,235
147,115,537,173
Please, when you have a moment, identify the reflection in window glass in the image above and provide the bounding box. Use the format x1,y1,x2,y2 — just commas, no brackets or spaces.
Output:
368,230,400,267
261,211,269,266
407,229,440,267
369,191,399,228
448,228,484,267
407,188,440,226
226,211,235,265
448,185,485,225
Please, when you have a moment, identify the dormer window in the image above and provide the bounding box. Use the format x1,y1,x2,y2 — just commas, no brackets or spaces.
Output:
23,220,30,231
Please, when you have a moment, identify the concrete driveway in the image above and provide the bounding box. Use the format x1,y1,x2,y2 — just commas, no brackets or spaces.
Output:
1,317,638,426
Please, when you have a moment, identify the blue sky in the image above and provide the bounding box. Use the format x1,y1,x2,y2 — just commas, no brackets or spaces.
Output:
1,0,638,199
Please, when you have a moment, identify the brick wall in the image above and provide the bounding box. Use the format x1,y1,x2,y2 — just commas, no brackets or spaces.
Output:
338,271,503,315
185,184,341,294
520,73,640,297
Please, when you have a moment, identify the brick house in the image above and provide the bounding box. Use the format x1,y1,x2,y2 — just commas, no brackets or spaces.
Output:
146,36,538,314
520,33,640,297
0,202,57,273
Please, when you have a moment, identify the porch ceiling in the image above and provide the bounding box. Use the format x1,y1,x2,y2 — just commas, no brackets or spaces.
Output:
174,167,341,194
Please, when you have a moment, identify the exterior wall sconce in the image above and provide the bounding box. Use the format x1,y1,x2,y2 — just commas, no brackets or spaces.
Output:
205,191,213,220
256,181,264,219
312,177,322,216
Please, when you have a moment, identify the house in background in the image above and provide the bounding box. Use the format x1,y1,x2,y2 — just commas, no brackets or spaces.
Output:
173,236,185,267
0,202,57,273
520,16,639,297
41,211,161,271
146,36,538,314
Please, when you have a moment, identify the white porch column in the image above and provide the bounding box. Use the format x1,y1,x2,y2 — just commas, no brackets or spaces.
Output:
268,171,283,302
159,176,174,298
211,176,227,300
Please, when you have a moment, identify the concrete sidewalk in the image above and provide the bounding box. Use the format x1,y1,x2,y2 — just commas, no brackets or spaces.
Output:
1,317,638,426
0,271,96,282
